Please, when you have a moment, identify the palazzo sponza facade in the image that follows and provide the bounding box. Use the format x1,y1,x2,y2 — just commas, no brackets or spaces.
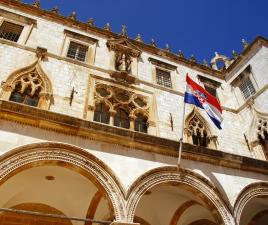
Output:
0,1,268,225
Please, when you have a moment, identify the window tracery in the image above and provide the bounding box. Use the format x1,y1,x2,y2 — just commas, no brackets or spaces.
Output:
185,109,217,149
0,61,53,110
91,83,150,132
257,119,268,160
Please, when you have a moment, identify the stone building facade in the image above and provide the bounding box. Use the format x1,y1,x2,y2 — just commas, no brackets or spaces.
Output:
0,1,267,225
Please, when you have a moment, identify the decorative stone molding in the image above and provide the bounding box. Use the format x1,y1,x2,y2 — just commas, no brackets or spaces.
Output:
210,52,232,71
0,142,126,221
246,107,268,160
107,37,141,84
36,46,48,61
185,108,218,149
233,182,268,225
126,167,234,225
92,82,150,123
0,60,53,110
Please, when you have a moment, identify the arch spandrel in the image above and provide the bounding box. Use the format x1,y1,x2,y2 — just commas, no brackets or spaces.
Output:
126,166,235,225
0,142,126,221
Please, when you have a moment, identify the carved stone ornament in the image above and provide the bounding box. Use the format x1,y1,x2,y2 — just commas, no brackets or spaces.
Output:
107,37,141,84
107,37,141,58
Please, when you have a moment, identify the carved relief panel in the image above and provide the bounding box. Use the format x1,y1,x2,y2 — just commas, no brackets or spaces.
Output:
106,38,141,84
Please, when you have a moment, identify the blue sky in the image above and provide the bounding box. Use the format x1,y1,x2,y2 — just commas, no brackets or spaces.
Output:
23,0,268,63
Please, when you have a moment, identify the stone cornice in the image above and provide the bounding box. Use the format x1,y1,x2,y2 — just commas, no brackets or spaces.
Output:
0,100,268,175
1,1,268,81
0,0,223,78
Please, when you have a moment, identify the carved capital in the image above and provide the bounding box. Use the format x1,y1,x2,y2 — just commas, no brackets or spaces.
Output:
88,105,96,111
109,109,117,116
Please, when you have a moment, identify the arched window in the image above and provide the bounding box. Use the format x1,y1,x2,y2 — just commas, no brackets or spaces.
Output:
93,103,110,124
187,115,210,148
134,113,148,133
1,61,53,110
114,108,130,129
9,73,42,107
258,130,268,160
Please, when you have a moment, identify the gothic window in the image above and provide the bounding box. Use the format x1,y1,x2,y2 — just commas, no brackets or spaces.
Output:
257,119,268,160
67,41,88,62
134,113,148,133
93,103,110,124
114,108,130,129
9,73,42,107
188,115,210,147
238,76,256,100
0,21,23,42
156,68,172,88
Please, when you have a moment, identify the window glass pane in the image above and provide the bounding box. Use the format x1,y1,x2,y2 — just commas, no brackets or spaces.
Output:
10,92,23,103
67,41,88,62
204,85,217,97
24,96,39,107
134,114,148,133
94,103,110,124
114,109,130,129
0,21,23,42
156,68,172,88
239,77,256,99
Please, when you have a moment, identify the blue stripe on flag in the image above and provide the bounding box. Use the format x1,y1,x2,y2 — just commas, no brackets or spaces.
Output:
184,92,203,109
207,114,222,130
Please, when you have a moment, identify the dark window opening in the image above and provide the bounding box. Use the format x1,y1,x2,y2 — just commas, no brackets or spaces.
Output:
204,85,217,98
156,68,172,88
93,103,110,124
114,108,130,129
67,41,88,62
10,83,40,107
0,21,23,42
134,114,148,133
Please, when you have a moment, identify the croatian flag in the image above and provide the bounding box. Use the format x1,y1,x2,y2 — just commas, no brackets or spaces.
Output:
184,74,223,129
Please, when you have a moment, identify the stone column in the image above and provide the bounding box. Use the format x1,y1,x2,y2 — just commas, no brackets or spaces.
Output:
0,84,13,101
109,109,116,126
38,92,51,110
87,105,95,121
129,115,136,131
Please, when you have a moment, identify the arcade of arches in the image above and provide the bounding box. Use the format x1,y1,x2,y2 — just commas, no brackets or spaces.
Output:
0,144,267,225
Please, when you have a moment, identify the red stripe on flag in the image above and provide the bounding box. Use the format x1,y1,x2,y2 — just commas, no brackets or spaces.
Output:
186,74,222,113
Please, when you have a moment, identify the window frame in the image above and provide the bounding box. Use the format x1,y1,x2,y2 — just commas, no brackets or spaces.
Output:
155,67,173,89
61,29,98,64
0,10,36,45
66,41,89,62
0,20,24,43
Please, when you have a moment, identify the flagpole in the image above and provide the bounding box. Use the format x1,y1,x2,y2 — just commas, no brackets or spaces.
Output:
178,81,187,168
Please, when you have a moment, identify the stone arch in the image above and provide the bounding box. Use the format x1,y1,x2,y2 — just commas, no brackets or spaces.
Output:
0,59,53,110
233,182,268,225
0,142,126,221
185,108,217,149
126,166,234,225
